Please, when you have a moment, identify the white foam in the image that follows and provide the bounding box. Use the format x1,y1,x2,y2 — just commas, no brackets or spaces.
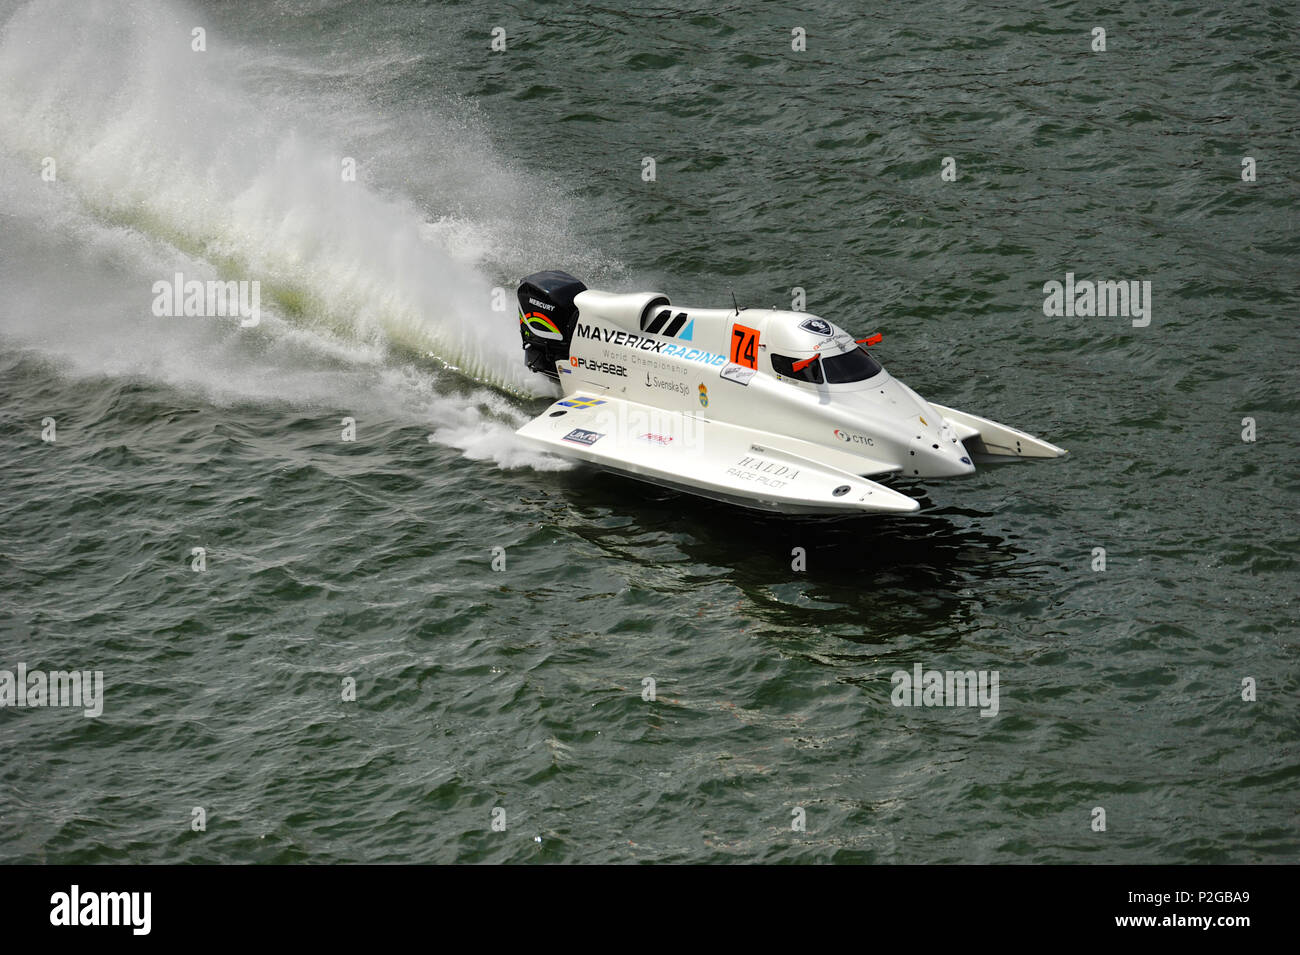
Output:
0,0,597,470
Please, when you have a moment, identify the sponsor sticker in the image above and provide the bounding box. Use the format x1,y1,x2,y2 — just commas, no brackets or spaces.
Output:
638,433,673,446
575,323,726,366
833,428,875,446
562,428,603,446
645,371,690,396
719,362,757,386
732,454,801,480
697,384,709,407
571,356,628,377
799,317,833,336
726,453,801,489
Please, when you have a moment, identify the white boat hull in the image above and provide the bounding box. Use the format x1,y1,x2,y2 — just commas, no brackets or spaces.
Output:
516,394,920,515
513,271,1067,516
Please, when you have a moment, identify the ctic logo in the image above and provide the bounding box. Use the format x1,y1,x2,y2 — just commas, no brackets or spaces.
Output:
833,429,874,446
638,433,673,446
50,885,151,935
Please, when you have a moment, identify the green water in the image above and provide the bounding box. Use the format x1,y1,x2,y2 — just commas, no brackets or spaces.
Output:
0,0,1296,863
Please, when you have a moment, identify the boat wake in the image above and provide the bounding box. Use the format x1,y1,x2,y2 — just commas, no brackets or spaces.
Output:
0,0,610,469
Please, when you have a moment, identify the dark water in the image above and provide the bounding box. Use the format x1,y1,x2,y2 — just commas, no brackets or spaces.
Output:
0,0,1296,862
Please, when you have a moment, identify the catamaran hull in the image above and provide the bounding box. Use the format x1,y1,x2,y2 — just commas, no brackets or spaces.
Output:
513,271,1067,516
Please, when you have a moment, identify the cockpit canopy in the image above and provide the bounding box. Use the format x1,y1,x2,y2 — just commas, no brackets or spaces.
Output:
770,346,882,384
765,312,883,385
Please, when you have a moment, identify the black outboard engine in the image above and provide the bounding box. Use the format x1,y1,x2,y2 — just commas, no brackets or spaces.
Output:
517,270,587,380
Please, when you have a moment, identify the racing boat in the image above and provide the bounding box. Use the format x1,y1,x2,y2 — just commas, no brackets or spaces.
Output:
514,270,1066,515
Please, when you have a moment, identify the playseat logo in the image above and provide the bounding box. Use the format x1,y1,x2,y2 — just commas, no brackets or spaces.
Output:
571,356,627,377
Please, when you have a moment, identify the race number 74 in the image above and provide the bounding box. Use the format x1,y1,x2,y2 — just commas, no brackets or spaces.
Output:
730,324,760,370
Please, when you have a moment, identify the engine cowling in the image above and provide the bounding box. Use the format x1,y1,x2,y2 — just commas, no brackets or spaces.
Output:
518,273,672,380
517,270,587,379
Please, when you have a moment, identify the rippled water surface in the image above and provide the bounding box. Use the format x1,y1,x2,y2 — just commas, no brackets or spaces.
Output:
1,0,1296,862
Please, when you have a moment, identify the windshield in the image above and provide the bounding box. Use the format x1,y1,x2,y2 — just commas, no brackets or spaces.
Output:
771,346,882,385
823,346,882,383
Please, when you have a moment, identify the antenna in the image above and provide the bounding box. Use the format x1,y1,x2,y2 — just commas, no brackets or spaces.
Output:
730,291,741,315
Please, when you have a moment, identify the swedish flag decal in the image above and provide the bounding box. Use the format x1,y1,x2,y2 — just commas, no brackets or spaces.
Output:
558,396,607,409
